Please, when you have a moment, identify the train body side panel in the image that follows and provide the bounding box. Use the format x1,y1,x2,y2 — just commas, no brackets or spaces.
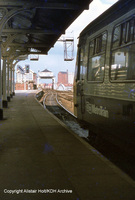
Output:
84,95,135,149
74,1,135,157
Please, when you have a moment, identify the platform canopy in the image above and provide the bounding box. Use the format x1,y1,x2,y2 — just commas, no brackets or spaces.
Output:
0,0,93,61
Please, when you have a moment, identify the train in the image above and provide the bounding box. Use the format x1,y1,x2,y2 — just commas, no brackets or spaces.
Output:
74,0,135,157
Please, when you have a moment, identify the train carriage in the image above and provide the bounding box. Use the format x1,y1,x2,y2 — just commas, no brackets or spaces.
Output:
74,0,135,157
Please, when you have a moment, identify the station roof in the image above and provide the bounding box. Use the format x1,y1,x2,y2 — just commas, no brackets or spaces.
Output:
0,0,93,60
42,69,52,72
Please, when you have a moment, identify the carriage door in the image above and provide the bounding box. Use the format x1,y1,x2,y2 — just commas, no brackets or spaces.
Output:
76,47,85,115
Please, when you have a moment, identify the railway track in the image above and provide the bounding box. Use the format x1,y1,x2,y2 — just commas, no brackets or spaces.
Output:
36,90,135,181
42,90,89,138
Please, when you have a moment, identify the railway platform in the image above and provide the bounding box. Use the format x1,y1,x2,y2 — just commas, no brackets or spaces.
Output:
0,90,135,200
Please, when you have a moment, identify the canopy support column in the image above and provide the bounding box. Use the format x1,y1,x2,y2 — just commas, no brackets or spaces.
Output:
13,68,15,96
0,40,3,119
2,56,8,108
10,67,13,98
7,62,10,102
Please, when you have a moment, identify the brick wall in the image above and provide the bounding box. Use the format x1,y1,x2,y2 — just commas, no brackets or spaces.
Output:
15,83,28,90
58,72,68,84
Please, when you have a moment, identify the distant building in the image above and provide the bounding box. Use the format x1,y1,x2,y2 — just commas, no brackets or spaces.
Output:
57,83,66,91
58,71,68,85
57,70,74,91
57,83,73,91
68,72,74,84
16,65,37,90
38,69,54,79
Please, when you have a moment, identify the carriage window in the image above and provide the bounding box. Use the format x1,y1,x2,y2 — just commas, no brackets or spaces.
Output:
130,19,135,41
121,23,126,45
111,18,135,81
121,19,135,45
102,32,107,51
112,26,120,48
111,45,135,80
87,32,107,81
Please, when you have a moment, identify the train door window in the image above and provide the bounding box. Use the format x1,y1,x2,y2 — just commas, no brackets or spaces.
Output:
111,18,135,81
95,35,102,54
87,31,107,81
102,32,107,52
89,40,94,57
77,48,85,80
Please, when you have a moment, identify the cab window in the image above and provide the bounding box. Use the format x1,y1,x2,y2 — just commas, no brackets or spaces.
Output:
77,48,85,80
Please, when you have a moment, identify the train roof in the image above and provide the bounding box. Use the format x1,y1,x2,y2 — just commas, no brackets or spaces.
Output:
79,0,135,38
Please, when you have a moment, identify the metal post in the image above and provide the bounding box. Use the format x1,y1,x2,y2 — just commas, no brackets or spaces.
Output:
7,62,10,101
2,56,8,108
0,40,3,119
12,68,15,95
10,67,13,98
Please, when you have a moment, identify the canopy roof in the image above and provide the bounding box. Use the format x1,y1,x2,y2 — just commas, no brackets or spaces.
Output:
0,0,92,60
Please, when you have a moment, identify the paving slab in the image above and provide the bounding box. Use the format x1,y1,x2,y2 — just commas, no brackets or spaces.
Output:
0,90,134,200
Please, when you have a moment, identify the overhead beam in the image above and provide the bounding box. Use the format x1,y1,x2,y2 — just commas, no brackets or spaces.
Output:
0,2,81,10
9,43,50,48
14,50,47,55
2,28,62,35
9,51,47,61
6,46,48,55
27,51,47,55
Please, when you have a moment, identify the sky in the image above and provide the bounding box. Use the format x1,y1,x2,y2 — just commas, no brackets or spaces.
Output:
15,0,118,83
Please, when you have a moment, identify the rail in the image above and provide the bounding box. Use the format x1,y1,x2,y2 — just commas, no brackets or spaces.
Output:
56,91,74,114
